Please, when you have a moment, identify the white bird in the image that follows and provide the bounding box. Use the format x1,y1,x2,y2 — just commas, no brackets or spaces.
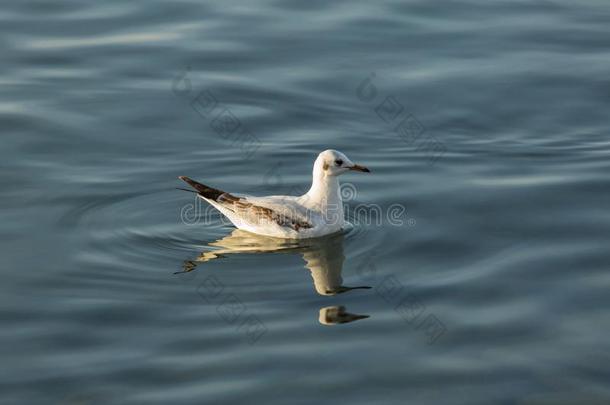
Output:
178,149,370,239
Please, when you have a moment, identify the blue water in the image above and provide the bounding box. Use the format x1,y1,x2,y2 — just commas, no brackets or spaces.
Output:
2,1,610,404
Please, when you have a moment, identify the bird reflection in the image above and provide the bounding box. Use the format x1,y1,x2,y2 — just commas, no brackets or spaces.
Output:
180,229,370,325
319,306,369,325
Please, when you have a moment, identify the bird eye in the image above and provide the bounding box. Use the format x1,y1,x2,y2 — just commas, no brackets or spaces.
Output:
335,159,343,166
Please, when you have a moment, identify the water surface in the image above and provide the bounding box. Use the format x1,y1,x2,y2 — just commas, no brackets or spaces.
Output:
2,0,610,404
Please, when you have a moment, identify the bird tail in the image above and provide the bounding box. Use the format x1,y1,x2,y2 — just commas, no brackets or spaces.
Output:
178,176,225,201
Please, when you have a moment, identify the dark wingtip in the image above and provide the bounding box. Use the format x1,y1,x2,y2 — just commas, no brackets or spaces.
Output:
177,176,225,201
178,176,198,189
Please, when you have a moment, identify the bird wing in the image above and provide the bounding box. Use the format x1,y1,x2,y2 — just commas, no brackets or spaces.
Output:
179,176,314,231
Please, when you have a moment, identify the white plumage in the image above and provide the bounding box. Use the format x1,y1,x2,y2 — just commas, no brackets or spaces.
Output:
179,149,370,239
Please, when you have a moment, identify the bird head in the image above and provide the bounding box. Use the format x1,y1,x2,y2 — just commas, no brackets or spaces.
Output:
314,149,370,177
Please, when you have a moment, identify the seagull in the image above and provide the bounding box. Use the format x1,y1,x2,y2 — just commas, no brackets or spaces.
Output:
178,149,370,239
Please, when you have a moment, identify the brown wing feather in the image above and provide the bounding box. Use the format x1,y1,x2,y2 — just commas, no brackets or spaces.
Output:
178,176,312,231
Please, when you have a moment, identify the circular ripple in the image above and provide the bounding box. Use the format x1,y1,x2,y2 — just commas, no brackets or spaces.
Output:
61,188,383,272
60,190,233,267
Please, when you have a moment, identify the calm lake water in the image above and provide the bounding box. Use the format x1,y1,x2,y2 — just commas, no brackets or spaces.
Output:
2,0,610,404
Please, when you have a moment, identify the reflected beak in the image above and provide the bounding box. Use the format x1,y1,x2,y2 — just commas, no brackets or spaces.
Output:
349,164,370,173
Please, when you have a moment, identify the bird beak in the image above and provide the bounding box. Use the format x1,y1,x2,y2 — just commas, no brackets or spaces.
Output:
349,164,370,173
